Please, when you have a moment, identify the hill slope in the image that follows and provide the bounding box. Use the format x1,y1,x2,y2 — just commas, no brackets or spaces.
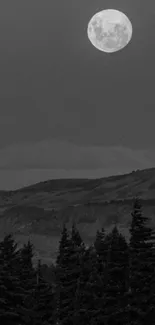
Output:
1,167,155,265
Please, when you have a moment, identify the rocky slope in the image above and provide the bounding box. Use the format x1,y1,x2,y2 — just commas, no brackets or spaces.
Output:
1,167,155,265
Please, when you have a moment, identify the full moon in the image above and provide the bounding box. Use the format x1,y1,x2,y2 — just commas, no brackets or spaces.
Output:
87,9,132,53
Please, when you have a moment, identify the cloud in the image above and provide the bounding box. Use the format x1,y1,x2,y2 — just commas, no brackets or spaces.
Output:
0,139,153,171
0,139,154,190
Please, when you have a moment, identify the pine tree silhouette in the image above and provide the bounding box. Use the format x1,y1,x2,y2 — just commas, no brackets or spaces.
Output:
16,238,38,324
129,197,155,324
32,259,57,325
74,243,103,325
0,233,24,324
56,222,86,325
102,225,129,325
55,223,73,325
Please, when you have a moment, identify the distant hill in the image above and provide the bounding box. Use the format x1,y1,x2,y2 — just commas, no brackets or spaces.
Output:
1,167,155,266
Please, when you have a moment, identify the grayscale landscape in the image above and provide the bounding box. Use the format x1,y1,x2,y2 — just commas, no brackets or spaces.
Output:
0,1,155,323
1,167,155,265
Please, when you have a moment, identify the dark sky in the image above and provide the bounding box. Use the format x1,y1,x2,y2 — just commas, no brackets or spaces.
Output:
0,0,155,189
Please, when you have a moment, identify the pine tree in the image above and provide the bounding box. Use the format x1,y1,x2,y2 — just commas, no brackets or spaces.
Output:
94,228,114,295
71,221,84,248
94,227,105,255
94,227,107,277
16,238,38,324
55,222,86,325
129,197,155,325
70,220,86,279
98,226,129,325
56,223,71,266
0,233,25,324
74,244,104,325
32,259,57,325
55,223,74,325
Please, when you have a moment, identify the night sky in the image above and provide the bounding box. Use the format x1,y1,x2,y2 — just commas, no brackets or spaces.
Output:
0,0,155,190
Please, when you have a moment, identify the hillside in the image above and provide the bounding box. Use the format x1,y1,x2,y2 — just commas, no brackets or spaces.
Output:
1,167,155,265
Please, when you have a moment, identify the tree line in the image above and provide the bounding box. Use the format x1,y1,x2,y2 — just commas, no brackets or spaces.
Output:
0,197,155,324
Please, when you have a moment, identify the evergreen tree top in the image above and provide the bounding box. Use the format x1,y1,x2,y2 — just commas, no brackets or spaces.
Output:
71,221,84,248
